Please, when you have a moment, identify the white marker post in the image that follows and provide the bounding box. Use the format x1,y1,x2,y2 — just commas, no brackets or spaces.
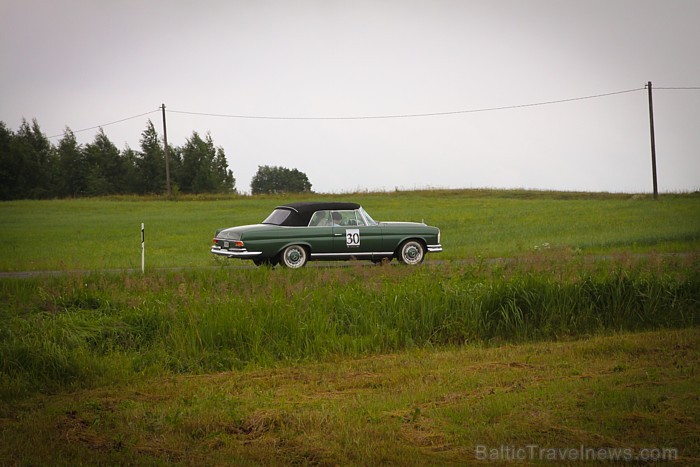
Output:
141,223,145,273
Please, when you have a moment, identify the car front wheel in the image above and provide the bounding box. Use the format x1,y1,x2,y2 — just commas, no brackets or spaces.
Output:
397,240,425,265
279,245,308,268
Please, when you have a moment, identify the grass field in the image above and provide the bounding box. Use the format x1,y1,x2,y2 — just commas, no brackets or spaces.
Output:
0,189,699,271
1,329,697,464
1,189,699,464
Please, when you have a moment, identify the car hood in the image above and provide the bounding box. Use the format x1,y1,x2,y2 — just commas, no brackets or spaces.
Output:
379,221,427,227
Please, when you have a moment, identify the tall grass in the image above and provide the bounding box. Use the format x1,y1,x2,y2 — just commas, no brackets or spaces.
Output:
1,257,697,399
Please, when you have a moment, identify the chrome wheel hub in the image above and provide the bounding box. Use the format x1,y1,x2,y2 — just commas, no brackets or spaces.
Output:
406,246,419,260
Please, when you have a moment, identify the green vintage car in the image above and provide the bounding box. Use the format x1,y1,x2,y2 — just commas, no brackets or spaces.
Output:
211,202,442,268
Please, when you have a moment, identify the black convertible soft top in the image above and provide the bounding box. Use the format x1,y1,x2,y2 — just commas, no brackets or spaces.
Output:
274,202,361,227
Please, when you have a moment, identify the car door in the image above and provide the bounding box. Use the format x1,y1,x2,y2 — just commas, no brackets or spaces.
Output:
331,210,383,257
304,210,335,253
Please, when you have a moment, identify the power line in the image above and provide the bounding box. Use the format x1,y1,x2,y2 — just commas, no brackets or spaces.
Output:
655,86,700,90
42,86,700,138
48,109,160,139
168,87,646,121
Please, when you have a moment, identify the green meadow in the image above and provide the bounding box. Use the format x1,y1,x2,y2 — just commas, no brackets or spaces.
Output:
1,189,698,271
1,190,699,464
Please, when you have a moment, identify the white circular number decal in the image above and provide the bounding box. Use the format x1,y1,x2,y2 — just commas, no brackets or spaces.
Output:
346,229,360,247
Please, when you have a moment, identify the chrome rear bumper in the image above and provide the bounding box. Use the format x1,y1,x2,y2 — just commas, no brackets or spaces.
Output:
210,246,262,258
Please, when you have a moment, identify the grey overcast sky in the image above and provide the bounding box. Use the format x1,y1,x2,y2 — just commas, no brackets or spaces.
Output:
1,0,698,194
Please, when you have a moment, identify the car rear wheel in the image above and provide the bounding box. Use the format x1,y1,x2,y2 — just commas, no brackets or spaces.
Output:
397,240,425,265
279,245,308,268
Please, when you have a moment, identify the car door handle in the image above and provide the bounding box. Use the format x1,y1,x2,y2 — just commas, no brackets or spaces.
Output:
334,233,344,236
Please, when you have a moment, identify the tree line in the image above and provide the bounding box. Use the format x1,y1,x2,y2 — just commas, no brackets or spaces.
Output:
0,118,236,200
0,118,315,200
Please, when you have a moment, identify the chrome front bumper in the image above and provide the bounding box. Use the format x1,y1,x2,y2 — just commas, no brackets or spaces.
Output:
427,244,443,253
210,246,262,258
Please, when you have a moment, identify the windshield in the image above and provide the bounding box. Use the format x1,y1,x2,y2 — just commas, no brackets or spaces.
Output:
262,208,292,225
359,207,378,226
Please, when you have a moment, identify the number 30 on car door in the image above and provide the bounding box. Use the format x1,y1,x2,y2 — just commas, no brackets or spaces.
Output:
346,229,360,247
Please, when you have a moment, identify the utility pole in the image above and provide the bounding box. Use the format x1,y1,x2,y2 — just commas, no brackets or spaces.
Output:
161,104,172,197
646,82,658,200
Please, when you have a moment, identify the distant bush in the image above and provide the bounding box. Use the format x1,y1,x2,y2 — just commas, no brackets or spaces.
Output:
250,165,312,195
